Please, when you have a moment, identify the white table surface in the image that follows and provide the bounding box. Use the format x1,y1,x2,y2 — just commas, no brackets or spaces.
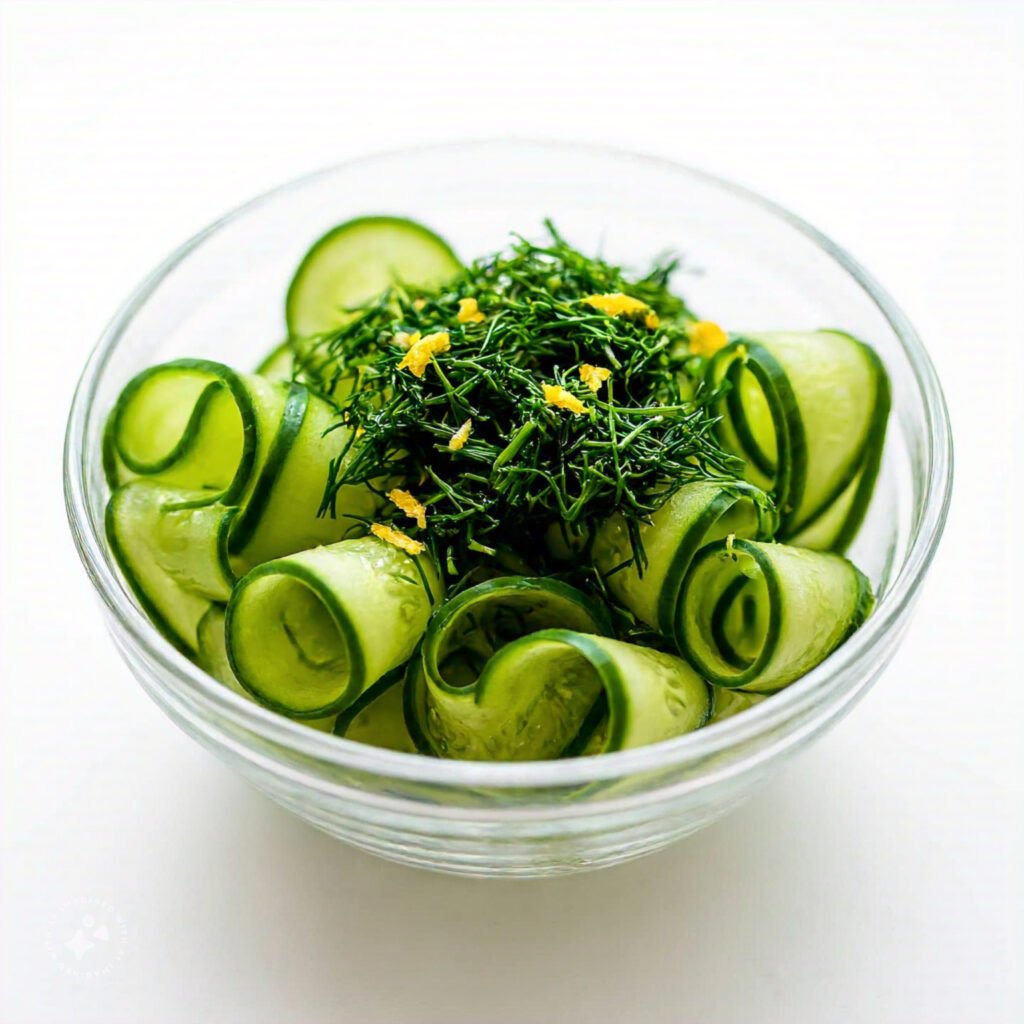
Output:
2,2,1021,1021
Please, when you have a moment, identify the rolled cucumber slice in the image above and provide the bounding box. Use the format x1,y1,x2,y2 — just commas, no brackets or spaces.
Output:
407,627,711,761
225,536,440,718
404,577,710,760
592,480,776,648
104,359,379,652
680,538,874,692
707,331,889,550
285,216,461,338
197,606,336,731
103,358,276,497
404,577,611,759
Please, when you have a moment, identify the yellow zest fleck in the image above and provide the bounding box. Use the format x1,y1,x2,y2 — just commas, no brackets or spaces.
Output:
688,320,729,358
582,293,657,329
397,331,451,377
387,488,427,529
354,426,366,438
448,418,473,451
456,297,485,324
412,298,426,311
392,330,420,350
542,383,589,415
370,522,426,556
579,363,612,393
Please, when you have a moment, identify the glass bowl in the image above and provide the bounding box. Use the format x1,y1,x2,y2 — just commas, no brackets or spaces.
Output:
63,141,952,877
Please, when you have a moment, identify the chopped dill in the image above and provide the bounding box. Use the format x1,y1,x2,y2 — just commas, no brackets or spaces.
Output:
295,222,741,587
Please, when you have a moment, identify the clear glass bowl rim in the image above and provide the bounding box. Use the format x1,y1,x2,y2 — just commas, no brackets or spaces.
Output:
63,139,953,790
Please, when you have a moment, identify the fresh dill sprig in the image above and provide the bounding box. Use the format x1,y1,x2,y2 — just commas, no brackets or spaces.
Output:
296,222,741,586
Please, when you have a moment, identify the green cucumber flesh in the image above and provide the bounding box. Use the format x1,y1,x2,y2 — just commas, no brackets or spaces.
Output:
407,577,611,759
784,343,891,552
197,606,337,731
225,536,440,718
285,216,461,338
197,606,239,690
104,359,260,495
408,627,710,761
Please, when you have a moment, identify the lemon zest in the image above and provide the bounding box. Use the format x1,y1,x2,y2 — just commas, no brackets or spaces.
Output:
581,293,659,331
387,488,427,529
370,522,425,556
456,297,485,324
688,321,729,358
543,383,589,415
579,363,612,393
448,418,473,451
582,292,649,317
397,331,451,377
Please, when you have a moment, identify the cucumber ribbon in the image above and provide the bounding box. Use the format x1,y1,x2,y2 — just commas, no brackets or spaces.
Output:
404,578,711,761
706,331,890,552
104,359,378,653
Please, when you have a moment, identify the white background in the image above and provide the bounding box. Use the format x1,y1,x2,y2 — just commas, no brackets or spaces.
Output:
1,2,1021,1021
